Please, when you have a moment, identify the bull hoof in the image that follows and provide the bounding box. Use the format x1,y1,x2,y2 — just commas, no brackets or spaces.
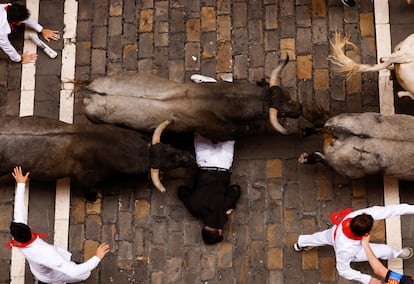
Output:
84,190,98,202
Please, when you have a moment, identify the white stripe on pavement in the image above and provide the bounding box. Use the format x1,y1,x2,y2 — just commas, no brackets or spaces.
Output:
374,0,403,274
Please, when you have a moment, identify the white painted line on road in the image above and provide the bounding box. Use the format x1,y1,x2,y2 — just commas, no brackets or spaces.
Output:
374,0,402,273
54,0,79,252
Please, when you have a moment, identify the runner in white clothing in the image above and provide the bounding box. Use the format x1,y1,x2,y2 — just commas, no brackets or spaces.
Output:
8,166,110,284
294,205,414,284
0,3,60,63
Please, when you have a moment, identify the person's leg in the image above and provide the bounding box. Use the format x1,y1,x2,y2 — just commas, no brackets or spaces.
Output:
297,227,335,248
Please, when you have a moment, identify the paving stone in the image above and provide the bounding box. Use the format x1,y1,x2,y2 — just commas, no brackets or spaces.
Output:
217,15,231,42
296,28,312,55
201,7,216,32
92,26,108,49
232,28,248,55
166,257,182,283
320,256,337,281
85,214,102,240
186,18,200,42
312,0,327,17
232,2,247,28
118,211,133,241
312,18,328,45
360,12,375,37
200,253,216,281
280,16,296,38
139,9,154,33
267,247,283,269
297,55,313,80
265,4,278,29
185,42,200,71
296,5,311,28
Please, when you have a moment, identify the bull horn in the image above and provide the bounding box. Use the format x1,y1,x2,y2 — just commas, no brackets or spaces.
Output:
150,169,166,192
269,56,289,87
150,119,173,192
269,107,288,134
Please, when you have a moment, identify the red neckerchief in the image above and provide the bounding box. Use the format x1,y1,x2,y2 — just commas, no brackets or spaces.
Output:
4,5,15,31
6,231,48,248
331,208,363,241
330,207,353,225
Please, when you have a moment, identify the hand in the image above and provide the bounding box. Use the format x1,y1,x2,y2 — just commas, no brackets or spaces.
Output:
95,243,110,259
362,234,371,247
21,52,37,64
12,166,30,183
41,29,60,42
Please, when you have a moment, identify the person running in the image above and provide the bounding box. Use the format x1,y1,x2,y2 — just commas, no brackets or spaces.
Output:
8,166,110,284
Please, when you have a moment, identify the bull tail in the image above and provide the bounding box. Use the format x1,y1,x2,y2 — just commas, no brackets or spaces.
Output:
328,32,391,78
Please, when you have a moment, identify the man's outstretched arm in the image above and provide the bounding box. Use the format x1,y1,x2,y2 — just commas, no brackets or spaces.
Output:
12,166,30,224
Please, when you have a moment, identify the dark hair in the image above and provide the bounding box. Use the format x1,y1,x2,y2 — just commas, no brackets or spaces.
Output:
350,213,374,236
7,3,30,23
10,222,32,243
201,228,223,245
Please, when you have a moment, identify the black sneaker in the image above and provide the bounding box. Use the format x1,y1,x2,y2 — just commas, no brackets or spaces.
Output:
341,0,356,7
293,242,313,252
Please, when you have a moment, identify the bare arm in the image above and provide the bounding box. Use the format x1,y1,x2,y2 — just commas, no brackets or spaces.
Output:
362,234,389,280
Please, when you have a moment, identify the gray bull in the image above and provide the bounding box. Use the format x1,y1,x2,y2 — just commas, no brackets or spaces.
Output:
0,116,194,195
299,112,414,180
82,57,302,141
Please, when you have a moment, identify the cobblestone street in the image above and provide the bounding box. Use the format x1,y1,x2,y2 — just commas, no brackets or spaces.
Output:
0,0,414,283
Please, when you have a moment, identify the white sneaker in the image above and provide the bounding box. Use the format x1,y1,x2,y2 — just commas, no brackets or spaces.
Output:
398,247,414,259
190,74,217,83
221,73,233,82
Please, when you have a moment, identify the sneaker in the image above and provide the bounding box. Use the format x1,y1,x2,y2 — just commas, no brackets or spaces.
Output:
341,0,356,7
398,247,414,259
190,74,217,83
293,242,313,252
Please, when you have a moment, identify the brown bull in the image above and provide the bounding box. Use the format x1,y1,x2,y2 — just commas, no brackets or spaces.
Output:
0,116,195,195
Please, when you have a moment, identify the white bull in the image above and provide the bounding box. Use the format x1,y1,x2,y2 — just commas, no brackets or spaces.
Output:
329,32,414,99
299,112,414,180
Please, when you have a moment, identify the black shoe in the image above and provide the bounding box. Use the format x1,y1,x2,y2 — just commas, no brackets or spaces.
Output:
293,242,313,252
341,0,355,7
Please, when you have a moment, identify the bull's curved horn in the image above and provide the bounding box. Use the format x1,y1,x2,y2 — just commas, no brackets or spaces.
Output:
269,107,288,134
150,119,173,192
150,168,166,193
269,55,289,87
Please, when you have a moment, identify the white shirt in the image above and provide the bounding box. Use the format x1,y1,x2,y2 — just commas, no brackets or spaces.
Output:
194,133,235,170
334,204,414,284
0,3,43,62
13,183,101,283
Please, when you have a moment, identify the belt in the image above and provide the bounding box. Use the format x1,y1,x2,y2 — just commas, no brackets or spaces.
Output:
199,167,229,172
